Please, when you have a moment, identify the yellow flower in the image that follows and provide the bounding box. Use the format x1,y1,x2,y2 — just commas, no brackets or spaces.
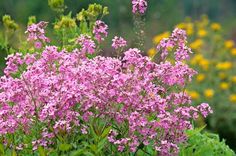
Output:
190,39,203,51
176,23,186,29
196,15,209,29
196,74,205,82
229,94,236,103
186,23,194,35
153,31,170,44
190,54,204,65
219,82,229,90
210,23,221,31
199,59,210,71
216,62,232,70
197,29,207,37
231,48,236,56
204,89,214,98
218,72,227,80
231,76,236,83
224,40,234,49
147,48,156,57
189,91,200,100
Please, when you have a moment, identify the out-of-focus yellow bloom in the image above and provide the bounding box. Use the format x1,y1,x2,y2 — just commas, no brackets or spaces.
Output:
190,54,204,65
190,39,203,51
229,94,236,103
196,15,209,29
218,72,227,80
196,73,205,82
197,29,207,37
199,59,210,71
188,91,200,100
204,89,214,98
216,62,232,70
219,82,229,90
231,76,236,83
231,48,236,56
176,22,194,35
224,40,234,49
185,23,194,35
147,48,156,57
176,23,186,29
152,31,170,44
210,23,221,31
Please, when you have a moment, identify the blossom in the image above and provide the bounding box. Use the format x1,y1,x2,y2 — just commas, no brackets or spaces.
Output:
187,90,200,100
224,40,234,49
76,34,96,54
196,73,205,82
93,20,108,42
210,23,221,31
153,31,170,44
25,21,50,43
219,82,229,90
147,48,156,57
204,89,214,98
216,62,232,70
132,0,147,14
34,41,42,49
197,103,213,117
197,29,207,37
190,39,203,50
231,48,236,56
112,36,127,49
229,94,236,103
157,28,192,61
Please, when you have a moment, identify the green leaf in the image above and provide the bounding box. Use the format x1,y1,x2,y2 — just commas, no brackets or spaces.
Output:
11,149,17,156
70,149,85,156
101,126,111,138
97,137,108,152
59,143,72,152
38,146,46,156
0,143,4,154
83,151,95,156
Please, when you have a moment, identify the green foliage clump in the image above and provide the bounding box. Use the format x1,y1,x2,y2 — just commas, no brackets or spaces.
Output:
2,15,19,31
179,128,235,156
48,0,65,13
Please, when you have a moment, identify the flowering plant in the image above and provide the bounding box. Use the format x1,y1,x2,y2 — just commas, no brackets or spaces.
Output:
0,1,213,155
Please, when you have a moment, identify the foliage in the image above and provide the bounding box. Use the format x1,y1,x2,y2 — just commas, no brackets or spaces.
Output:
179,127,235,156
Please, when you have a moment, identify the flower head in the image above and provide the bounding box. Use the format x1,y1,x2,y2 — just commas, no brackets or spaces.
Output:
93,20,108,42
76,34,96,54
25,21,50,43
132,0,148,14
112,36,127,49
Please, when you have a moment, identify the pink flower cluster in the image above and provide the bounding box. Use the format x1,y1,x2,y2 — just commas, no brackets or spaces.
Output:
132,0,148,14
157,28,192,61
76,34,96,54
25,21,50,48
112,36,127,49
0,29,212,155
93,20,108,42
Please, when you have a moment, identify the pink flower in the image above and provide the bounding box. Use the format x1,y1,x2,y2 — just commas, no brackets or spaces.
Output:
157,28,192,61
34,41,42,49
197,103,213,117
25,21,50,46
132,0,148,14
76,34,96,54
112,36,127,49
93,20,108,42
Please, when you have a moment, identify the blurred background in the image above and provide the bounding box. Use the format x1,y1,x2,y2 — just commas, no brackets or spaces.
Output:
1,0,236,151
